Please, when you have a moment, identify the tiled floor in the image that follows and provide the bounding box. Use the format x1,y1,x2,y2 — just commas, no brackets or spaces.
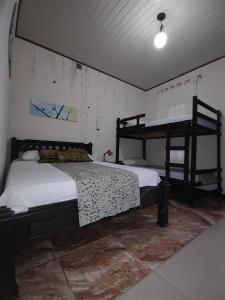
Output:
16,198,225,299
119,216,225,300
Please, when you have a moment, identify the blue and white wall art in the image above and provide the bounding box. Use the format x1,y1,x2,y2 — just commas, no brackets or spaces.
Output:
30,99,77,122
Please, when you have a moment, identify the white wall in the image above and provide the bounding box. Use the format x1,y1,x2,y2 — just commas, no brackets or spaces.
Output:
0,0,16,190
9,38,146,161
145,57,225,189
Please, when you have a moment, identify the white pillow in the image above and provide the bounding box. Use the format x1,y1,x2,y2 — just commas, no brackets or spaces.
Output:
22,150,40,161
88,153,97,161
123,158,147,166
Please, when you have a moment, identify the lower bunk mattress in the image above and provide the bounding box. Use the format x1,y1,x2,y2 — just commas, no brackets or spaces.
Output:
133,165,218,191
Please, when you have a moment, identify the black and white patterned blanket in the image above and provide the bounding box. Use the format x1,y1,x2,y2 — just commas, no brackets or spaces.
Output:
52,162,140,226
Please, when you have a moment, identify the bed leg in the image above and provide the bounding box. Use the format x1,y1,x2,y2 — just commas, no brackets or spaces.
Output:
0,223,18,300
157,180,170,227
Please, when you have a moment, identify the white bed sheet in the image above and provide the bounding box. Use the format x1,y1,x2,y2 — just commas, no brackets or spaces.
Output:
0,160,161,214
0,161,77,214
96,161,161,187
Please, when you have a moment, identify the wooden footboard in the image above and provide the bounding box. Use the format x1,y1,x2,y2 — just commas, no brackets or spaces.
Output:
0,207,18,300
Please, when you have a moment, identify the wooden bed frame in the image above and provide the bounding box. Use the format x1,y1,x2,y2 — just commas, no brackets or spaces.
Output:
116,96,222,205
0,138,170,300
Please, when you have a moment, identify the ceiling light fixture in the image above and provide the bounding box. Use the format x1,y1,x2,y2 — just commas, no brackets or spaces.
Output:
154,12,167,49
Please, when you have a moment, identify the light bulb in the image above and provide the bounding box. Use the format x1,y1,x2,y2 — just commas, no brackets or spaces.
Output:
154,31,167,49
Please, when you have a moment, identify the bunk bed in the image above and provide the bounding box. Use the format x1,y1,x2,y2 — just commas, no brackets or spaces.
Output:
116,96,222,203
0,138,169,300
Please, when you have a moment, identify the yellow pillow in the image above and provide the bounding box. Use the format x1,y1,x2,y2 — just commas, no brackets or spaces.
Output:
68,149,92,162
39,149,58,163
57,151,71,162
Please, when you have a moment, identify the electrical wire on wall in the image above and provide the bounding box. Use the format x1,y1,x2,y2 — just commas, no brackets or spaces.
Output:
195,74,202,96
32,45,36,74
80,66,89,143
69,61,77,91
157,76,195,118
62,58,65,81
48,52,57,76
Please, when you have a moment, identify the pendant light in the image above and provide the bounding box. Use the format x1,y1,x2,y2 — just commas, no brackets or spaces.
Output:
154,12,167,49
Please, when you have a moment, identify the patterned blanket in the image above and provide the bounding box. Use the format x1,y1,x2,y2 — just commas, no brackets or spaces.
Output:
52,162,140,226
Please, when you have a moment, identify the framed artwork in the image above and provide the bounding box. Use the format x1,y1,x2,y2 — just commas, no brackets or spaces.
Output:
30,99,77,122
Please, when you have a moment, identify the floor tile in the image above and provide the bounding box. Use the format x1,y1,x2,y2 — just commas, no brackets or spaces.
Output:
16,240,55,272
59,235,150,300
171,198,225,224
191,217,225,262
52,210,145,258
195,198,225,223
113,222,184,270
15,200,225,299
216,216,225,226
118,272,187,300
52,222,109,257
155,244,225,300
17,260,75,300
163,205,210,243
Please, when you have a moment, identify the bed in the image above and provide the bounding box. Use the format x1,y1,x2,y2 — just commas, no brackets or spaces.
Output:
0,137,170,300
116,96,222,204
1,160,161,215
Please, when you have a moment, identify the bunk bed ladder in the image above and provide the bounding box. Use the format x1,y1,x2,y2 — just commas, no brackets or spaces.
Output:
184,125,190,183
190,96,198,188
116,118,120,164
191,96,222,195
165,131,171,179
217,110,222,193
165,122,190,182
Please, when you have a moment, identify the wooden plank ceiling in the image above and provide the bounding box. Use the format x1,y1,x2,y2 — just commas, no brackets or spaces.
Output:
17,0,225,90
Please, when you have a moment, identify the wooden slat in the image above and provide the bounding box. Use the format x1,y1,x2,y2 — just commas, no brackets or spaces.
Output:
165,133,170,179
196,99,219,115
217,110,222,193
195,168,221,175
119,114,145,123
167,146,185,151
167,163,185,168
0,207,14,220
197,112,217,124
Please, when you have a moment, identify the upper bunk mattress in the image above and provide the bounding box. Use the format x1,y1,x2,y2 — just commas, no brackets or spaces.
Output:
145,115,192,127
127,114,216,130
0,160,160,214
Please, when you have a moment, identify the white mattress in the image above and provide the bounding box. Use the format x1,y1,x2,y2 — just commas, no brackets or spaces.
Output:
150,166,185,180
0,160,160,214
145,115,192,127
0,161,77,214
127,114,216,130
138,165,217,190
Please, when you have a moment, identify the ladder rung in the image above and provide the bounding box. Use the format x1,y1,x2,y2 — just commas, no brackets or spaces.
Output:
0,207,10,214
167,146,185,151
199,182,219,186
166,163,185,168
195,188,221,194
193,181,203,187
195,168,221,175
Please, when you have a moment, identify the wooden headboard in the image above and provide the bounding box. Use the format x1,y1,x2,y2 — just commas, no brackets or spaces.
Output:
10,137,93,162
